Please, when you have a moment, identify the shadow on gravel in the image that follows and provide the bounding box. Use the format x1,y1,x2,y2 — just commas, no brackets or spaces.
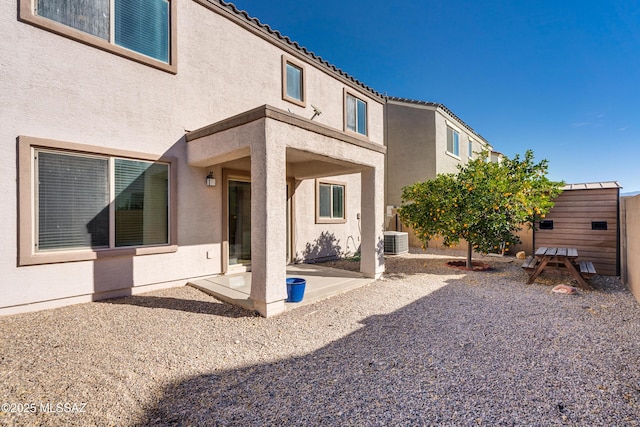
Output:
100,295,257,318
137,277,640,426
321,256,508,278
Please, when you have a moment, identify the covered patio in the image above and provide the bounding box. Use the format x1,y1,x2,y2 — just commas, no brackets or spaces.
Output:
186,105,386,317
189,263,374,312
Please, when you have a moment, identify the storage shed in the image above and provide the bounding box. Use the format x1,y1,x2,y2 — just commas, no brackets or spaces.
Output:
535,182,621,276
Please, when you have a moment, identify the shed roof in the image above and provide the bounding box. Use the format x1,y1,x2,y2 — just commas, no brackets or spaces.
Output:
563,181,622,190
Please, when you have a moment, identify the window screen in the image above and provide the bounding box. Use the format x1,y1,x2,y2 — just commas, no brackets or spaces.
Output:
286,62,303,101
332,185,344,218
346,95,357,132
37,0,110,39
37,151,109,250
447,127,459,156
115,159,169,247
36,0,170,63
319,184,332,218
346,94,367,135
115,0,170,62
356,98,367,135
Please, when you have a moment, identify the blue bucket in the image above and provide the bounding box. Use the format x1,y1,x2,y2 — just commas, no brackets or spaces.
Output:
286,278,306,302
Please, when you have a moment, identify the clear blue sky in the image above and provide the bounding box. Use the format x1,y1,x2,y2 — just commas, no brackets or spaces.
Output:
229,0,640,193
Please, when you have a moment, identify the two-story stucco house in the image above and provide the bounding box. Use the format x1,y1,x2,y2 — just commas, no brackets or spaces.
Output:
1,0,385,317
384,97,492,210
384,97,493,247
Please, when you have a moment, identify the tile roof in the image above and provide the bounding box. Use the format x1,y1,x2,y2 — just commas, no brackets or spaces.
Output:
563,181,622,190
208,1,384,99
386,97,490,145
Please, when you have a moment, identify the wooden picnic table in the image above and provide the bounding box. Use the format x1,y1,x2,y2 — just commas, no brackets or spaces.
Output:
525,247,592,290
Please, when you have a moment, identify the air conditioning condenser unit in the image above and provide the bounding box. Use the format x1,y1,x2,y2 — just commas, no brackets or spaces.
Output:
384,231,408,255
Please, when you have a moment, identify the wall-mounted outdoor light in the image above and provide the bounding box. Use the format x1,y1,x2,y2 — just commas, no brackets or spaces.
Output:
206,171,216,187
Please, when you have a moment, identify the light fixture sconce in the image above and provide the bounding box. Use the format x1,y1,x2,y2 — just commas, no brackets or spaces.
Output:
206,171,216,187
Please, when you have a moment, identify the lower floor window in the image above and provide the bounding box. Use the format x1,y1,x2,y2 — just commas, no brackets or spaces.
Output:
317,181,345,222
36,149,169,251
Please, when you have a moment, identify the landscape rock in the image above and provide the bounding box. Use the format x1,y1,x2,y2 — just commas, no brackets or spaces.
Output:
551,284,578,295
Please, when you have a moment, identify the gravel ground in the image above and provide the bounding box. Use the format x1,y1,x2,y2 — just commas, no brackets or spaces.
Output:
1,248,639,426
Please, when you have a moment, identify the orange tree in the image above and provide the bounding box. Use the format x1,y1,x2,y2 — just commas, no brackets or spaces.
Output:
398,150,564,268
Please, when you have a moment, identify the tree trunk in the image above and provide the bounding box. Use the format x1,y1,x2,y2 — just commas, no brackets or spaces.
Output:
466,241,473,269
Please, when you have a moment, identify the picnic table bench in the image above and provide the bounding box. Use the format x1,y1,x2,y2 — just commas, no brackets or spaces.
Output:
521,247,595,290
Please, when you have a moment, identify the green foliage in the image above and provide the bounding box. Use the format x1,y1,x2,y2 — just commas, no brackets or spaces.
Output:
399,150,564,266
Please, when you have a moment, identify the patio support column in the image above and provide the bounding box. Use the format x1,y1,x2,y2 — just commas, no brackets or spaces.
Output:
249,132,287,317
360,165,385,279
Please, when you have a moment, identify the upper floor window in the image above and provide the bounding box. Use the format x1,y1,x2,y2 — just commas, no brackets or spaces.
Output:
345,91,367,136
447,126,460,157
468,140,474,159
20,0,175,72
282,56,305,106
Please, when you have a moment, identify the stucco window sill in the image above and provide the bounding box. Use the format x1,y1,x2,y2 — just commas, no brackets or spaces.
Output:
445,151,462,161
19,245,178,267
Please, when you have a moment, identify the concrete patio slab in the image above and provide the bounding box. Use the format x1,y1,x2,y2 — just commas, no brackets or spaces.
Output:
188,263,373,313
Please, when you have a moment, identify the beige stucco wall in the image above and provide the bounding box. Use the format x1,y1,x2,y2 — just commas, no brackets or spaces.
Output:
385,101,490,208
385,99,489,209
621,195,640,303
433,111,480,175
292,174,363,261
385,103,437,207
0,0,384,314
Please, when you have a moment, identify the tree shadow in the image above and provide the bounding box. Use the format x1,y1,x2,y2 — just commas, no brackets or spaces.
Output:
296,231,343,263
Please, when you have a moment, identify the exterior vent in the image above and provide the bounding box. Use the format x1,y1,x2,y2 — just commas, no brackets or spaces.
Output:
384,231,408,255
592,221,607,230
539,220,554,230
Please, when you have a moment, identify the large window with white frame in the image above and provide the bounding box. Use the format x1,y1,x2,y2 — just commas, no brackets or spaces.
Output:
20,0,175,71
446,126,460,157
345,91,368,136
18,136,176,265
282,55,305,106
316,181,346,223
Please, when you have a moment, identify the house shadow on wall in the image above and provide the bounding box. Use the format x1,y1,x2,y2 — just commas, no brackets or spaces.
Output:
134,274,640,425
88,160,168,301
